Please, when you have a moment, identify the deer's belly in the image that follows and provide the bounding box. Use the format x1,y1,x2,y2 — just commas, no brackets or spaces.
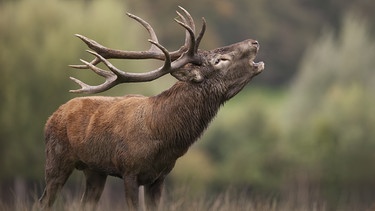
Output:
136,161,176,185
74,159,122,177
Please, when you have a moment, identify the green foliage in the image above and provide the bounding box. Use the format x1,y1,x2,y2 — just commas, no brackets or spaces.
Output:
283,13,375,199
169,89,286,194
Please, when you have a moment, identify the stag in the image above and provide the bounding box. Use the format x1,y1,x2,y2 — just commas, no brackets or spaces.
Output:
39,7,264,210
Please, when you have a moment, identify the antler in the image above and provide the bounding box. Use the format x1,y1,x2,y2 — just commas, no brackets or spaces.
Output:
69,6,206,94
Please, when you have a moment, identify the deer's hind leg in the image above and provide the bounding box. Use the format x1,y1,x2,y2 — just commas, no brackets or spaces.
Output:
81,169,107,208
39,139,75,209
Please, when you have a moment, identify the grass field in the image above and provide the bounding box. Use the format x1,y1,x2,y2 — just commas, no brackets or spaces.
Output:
1,180,374,211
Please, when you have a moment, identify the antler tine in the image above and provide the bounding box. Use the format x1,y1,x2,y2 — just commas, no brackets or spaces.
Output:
85,51,124,77
177,6,196,33
126,13,158,43
69,57,101,69
195,18,206,53
69,75,117,94
174,6,205,56
74,33,165,60
176,11,193,55
126,12,161,53
148,40,172,70
87,41,172,82
69,57,118,93
174,18,196,58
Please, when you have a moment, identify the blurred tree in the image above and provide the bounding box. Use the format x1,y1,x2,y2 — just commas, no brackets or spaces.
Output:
284,12,375,204
286,13,375,131
196,91,285,193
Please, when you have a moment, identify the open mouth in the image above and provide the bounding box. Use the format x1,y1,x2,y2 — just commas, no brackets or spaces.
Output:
250,40,264,73
250,60,265,74
248,42,264,72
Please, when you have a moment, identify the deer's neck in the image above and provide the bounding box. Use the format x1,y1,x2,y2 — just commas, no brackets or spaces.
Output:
149,81,224,150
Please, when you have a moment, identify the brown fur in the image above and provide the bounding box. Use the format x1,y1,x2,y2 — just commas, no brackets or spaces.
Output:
39,39,264,210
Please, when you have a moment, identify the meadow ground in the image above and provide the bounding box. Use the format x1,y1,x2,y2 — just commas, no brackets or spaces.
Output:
1,181,374,211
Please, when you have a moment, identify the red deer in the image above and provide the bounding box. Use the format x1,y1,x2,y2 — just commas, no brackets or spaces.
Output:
39,7,264,210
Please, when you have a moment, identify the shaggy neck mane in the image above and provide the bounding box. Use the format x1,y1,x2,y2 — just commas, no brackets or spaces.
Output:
149,81,225,149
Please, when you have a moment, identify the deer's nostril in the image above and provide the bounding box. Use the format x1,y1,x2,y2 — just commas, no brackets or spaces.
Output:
252,40,259,46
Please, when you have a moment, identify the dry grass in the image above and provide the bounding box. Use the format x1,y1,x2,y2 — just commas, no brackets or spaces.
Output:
1,178,374,211
0,191,308,211
2,187,374,211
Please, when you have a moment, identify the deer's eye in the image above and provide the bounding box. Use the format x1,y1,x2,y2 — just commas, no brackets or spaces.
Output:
212,56,231,68
211,56,230,70
214,58,224,64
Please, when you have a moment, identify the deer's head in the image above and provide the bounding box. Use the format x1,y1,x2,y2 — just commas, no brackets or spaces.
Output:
171,39,264,100
69,7,264,98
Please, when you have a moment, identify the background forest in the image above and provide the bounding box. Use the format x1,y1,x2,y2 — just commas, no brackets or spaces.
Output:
1,0,375,210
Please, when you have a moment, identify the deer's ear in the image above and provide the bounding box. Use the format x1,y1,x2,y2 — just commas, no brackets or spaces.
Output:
171,69,204,83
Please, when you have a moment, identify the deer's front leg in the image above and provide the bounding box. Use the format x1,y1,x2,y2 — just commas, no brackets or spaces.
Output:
124,175,139,211
144,177,165,210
